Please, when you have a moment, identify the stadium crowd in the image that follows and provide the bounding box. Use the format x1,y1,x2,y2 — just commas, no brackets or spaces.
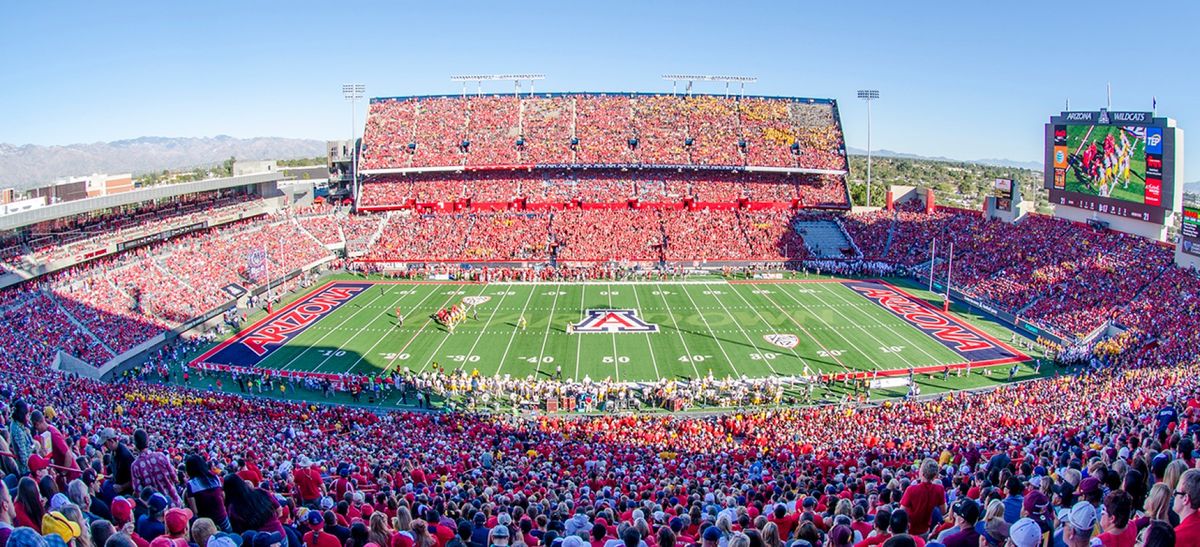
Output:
0,193,262,273
357,171,849,210
359,94,846,171
0,212,335,366
0,320,1195,547
841,203,1180,339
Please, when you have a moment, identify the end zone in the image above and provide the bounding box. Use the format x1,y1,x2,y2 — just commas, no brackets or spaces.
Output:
843,279,1029,371
192,281,375,370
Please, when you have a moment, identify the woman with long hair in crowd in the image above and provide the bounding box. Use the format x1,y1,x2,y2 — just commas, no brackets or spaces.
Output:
185,454,230,531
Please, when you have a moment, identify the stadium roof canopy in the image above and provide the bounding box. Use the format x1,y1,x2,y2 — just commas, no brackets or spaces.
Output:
0,172,284,233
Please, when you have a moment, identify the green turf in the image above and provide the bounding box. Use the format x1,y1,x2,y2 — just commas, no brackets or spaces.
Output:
236,278,1009,383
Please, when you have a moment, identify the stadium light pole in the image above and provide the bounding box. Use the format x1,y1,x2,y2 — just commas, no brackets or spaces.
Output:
343,83,365,205
857,90,880,207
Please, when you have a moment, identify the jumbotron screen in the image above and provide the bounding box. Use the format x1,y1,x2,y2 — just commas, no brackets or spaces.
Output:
1045,110,1178,224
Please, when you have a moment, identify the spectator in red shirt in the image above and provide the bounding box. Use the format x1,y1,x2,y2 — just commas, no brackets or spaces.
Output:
31,410,81,483
900,460,945,537
766,505,797,540
1174,469,1200,547
1096,490,1136,547
294,457,325,508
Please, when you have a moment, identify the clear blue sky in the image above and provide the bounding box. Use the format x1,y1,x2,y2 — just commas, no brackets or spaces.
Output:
2,0,1197,175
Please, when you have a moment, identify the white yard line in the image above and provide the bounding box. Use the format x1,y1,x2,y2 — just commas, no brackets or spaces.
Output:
458,284,515,374
534,283,562,377
573,285,586,381
718,283,808,375
678,284,741,378
495,284,537,377
351,284,444,375
750,284,853,375
630,284,661,380
653,285,701,379
774,283,893,371
379,287,471,375
606,283,620,382
290,284,399,372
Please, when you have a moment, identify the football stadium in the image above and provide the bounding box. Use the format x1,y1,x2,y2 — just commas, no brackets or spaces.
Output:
1,5,1199,547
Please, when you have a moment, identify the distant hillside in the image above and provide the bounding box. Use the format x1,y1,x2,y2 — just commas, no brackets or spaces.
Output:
847,154,1049,213
0,136,327,191
846,147,1042,172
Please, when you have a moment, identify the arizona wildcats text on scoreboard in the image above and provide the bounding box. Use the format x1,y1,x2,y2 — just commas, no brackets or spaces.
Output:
1044,110,1180,224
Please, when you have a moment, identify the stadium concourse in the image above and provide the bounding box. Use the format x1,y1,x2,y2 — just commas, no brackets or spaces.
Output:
2,92,1200,547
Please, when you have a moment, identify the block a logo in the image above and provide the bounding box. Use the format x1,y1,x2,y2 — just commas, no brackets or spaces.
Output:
571,309,658,333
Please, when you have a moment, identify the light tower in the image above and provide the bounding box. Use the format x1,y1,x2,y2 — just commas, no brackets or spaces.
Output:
857,89,880,206
342,83,365,204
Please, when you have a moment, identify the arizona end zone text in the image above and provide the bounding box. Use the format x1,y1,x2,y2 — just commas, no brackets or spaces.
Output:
844,280,1025,364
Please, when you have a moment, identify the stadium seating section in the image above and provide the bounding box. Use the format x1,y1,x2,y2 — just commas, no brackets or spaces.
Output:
359,94,847,171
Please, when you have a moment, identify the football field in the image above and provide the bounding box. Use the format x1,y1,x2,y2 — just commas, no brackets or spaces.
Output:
192,276,1029,385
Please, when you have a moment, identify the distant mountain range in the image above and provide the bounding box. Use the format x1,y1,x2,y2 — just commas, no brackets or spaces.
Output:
846,147,1043,172
0,136,327,191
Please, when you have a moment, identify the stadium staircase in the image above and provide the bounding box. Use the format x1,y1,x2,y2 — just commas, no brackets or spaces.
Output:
882,210,898,256
794,219,859,259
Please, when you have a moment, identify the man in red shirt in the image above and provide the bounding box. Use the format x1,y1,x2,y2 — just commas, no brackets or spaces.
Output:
900,460,946,537
31,410,81,483
294,457,325,508
1175,469,1200,546
767,505,798,540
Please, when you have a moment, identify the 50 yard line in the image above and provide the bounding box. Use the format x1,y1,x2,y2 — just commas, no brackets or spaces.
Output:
630,284,660,380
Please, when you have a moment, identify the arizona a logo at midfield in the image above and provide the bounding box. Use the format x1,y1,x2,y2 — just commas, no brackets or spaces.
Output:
571,309,658,333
